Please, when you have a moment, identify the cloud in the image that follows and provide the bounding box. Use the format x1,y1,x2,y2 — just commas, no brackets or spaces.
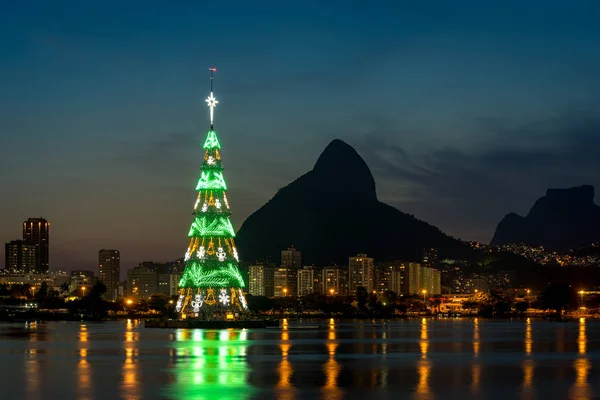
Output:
358,106,600,242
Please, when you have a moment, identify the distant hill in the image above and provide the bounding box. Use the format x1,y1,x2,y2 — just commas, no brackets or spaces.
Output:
236,139,470,265
491,185,600,251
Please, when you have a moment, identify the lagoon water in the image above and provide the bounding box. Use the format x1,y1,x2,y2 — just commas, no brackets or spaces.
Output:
0,318,597,399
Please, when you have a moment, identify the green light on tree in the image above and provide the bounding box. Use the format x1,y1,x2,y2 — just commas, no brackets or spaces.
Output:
196,170,228,191
177,74,248,314
203,130,221,149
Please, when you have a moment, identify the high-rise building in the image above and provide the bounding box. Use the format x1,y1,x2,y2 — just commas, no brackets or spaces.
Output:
127,265,158,299
22,218,50,273
99,249,120,301
274,247,301,297
404,262,441,295
390,265,404,295
169,273,182,296
274,266,293,297
376,263,405,294
297,266,315,296
4,240,38,272
249,264,276,297
349,254,374,293
321,266,342,296
375,265,391,293
281,246,301,269
247,264,275,297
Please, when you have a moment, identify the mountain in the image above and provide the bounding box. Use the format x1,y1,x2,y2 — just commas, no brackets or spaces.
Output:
236,139,470,265
491,185,600,251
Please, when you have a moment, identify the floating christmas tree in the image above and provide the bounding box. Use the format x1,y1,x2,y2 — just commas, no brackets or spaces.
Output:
176,68,248,317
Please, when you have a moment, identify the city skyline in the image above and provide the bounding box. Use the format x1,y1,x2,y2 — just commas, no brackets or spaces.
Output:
2,2,600,270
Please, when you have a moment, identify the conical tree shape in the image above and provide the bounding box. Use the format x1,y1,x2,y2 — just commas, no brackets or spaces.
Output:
175,127,248,316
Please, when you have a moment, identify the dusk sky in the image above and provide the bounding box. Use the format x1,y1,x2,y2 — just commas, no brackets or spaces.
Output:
2,1,600,271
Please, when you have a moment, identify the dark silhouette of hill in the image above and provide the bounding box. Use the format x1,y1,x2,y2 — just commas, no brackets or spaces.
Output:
236,139,470,265
491,185,600,251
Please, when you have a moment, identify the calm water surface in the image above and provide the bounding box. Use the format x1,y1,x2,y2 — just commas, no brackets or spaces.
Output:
0,318,598,399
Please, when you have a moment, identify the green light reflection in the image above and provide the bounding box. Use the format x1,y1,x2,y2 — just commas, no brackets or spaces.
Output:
167,329,254,400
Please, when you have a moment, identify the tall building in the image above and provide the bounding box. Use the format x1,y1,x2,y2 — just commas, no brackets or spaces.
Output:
4,240,38,272
22,218,50,273
390,264,404,295
349,254,374,293
322,266,342,295
274,266,294,297
404,262,441,295
297,266,315,296
127,265,158,299
274,247,301,297
99,249,120,301
376,263,405,294
248,264,275,297
281,246,302,269
169,273,182,296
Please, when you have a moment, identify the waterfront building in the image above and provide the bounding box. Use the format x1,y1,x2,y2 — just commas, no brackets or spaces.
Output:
297,266,315,296
98,249,120,301
23,217,50,273
404,262,441,295
126,266,158,299
248,264,275,297
349,254,374,293
4,240,38,272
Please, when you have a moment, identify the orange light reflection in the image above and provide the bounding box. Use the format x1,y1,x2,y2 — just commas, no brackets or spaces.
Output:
277,329,295,400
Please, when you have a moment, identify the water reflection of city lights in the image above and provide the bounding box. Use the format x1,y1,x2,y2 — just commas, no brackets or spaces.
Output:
522,359,534,394
471,318,480,394
571,358,592,400
25,330,41,399
473,318,480,357
122,320,141,399
569,318,592,398
416,360,431,395
168,329,253,400
278,343,294,398
323,341,342,399
578,318,586,355
415,317,431,395
470,363,481,394
77,324,92,400
525,318,532,356
420,318,428,358
79,324,88,343
122,347,140,399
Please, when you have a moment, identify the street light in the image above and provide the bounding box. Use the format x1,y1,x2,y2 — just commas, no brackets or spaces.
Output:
126,299,133,305
579,290,585,307
422,289,427,302
329,288,334,296
526,289,531,297
81,286,86,297
283,288,288,297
